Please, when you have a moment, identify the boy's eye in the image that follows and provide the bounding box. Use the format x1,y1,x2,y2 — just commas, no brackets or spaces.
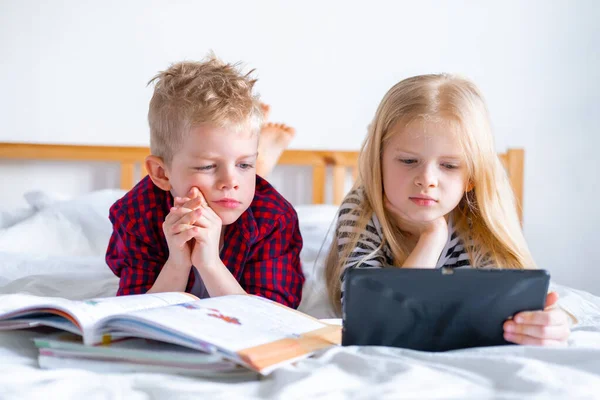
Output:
398,159,417,165
195,165,215,171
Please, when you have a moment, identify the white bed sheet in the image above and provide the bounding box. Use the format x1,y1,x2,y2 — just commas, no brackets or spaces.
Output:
1,192,600,399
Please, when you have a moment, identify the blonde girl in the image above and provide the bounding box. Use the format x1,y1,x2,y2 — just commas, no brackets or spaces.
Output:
325,74,570,346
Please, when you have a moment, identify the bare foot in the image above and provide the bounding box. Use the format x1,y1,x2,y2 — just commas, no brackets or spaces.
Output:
256,122,296,177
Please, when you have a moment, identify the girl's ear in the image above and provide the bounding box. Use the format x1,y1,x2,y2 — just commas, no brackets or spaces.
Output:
466,181,475,192
145,155,172,192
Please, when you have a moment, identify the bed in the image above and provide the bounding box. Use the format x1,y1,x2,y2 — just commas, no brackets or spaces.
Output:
0,142,599,399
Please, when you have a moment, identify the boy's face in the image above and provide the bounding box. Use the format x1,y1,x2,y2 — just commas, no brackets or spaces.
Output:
165,124,258,226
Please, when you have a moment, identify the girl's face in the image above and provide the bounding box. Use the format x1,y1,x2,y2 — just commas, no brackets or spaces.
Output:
381,119,470,230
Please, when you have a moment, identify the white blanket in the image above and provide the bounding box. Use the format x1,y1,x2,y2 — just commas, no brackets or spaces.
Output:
1,191,600,399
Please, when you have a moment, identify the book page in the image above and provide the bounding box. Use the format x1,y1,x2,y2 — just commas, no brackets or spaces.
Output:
110,295,326,352
0,292,196,338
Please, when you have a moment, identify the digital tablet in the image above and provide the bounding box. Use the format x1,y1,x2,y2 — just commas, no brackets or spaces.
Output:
342,268,550,351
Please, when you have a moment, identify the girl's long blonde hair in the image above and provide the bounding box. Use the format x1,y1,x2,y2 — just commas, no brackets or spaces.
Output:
325,74,535,315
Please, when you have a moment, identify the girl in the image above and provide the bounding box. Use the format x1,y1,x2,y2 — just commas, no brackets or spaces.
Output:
325,74,571,346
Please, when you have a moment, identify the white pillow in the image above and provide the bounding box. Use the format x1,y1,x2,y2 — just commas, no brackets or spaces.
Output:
0,206,35,230
295,204,339,318
0,191,67,229
0,189,126,257
295,204,338,276
23,190,72,210
0,190,70,230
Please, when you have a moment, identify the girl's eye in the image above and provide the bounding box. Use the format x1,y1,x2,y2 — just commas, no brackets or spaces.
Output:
399,159,417,165
442,163,459,170
238,163,254,170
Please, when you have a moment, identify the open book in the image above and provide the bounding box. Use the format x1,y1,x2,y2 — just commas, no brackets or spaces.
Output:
0,293,341,374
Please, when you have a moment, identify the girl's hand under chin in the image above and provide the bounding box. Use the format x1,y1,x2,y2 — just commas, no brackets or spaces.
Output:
385,197,449,269
384,196,448,241
420,216,448,242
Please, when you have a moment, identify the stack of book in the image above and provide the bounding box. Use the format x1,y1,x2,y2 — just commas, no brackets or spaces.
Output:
35,333,252,378
0,292,341,376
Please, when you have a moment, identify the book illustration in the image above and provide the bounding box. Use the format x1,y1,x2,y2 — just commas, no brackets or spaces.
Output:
207,309,241,325
176,303,241,325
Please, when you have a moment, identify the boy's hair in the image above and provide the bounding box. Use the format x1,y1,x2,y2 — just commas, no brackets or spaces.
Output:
325,74,535,314
147,54,263,164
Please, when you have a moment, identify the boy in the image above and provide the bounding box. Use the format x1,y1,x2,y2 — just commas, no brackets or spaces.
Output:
106,56,304,308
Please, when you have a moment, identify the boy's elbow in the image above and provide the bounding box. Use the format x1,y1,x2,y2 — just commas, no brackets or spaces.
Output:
254,285,302,309
283,277,304,309
116,284,151,297
279,293,302,309
285,286,302,309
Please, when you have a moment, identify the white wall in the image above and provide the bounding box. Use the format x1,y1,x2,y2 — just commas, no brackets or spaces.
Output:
0,0,599,295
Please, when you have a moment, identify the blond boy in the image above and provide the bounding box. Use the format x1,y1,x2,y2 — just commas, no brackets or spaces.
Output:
106,56,304,308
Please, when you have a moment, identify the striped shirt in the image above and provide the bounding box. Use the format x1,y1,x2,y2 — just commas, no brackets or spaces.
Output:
338,188,471,298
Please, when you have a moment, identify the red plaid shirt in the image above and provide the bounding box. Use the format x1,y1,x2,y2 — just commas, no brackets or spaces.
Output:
106,175,304,308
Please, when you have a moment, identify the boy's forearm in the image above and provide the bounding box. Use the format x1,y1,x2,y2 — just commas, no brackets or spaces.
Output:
195,260,247,297
147,260,192,294
402,234,445,269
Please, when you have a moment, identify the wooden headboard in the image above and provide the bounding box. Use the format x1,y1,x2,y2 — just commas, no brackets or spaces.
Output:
0,143,524,221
